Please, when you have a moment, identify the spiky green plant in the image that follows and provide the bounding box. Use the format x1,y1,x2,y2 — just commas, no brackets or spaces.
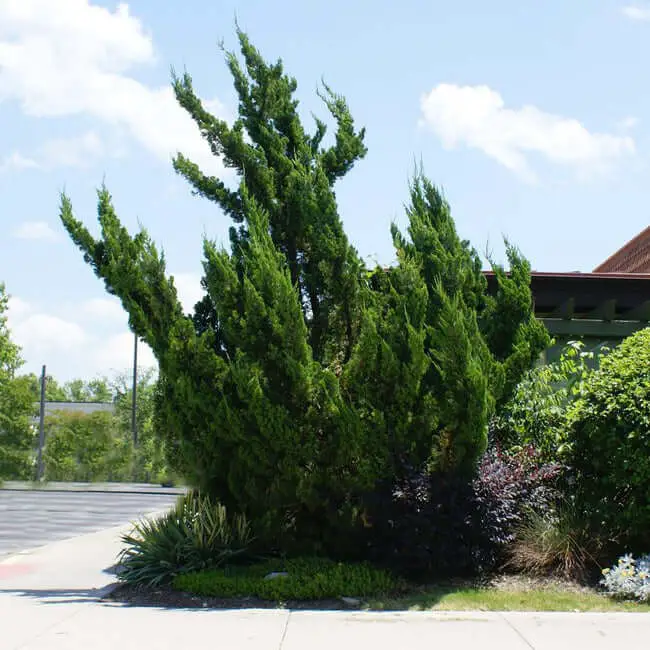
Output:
118,492,253,586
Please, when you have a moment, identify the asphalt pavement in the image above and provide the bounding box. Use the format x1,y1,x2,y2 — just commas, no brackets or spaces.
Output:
0,483,182,557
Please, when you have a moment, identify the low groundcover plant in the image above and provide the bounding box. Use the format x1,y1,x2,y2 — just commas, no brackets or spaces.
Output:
173,557,398,601
601,554,650,602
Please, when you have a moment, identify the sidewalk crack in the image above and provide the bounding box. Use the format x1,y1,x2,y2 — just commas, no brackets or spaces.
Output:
278,610,291,650
498,612,536,650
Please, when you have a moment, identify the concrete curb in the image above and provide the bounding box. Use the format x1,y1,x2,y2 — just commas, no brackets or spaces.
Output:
0,481,186,496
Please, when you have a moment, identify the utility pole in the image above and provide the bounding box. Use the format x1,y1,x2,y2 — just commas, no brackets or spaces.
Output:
36,364,47,481
132,333,138,447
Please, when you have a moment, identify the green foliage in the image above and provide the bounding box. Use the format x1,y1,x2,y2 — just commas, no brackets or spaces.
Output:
22,373,113,403
173,557,397,601
493,341,594,460
0,375,36,480
481,243,551,406
42,411,132,482
567,328,650,551
0,283,36,480
20,367,171,484
113,368,170,483
60,30,545,548
119,492,253,586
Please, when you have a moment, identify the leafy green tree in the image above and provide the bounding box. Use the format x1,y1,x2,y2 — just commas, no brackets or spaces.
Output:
0,283,36,480
43,411,132,482
24,374,66,402
112,368,169,483
63,378,112,402
22,374,112,403
493,341,595,460
60,31,546,545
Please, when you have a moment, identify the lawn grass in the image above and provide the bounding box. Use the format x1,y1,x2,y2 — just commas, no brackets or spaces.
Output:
368,583,650,612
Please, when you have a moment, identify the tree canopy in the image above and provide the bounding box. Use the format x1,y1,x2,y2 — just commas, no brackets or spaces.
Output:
60,30,548,547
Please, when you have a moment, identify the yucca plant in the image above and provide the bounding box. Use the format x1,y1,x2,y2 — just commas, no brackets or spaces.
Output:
118,492,254,586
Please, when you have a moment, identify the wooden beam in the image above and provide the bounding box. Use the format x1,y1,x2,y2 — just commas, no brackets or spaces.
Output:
542,318,645,338
550,298,575,320
621,300,650,322
587,299,617,322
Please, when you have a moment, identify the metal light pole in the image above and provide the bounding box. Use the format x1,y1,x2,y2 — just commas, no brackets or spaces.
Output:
132,333,138,447
36,364,47,481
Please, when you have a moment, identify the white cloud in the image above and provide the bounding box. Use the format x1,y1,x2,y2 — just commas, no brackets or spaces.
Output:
81,297,126,322
172,272,204,313
6,295,157,381
12,220,60,241
93,331,156,375
40,130,105,168
13,313,87,353
618,116,639,130
2,131,107,172
622,5,650,21
0,151,39,172
6,295,31,321
420,84,635,182
0,0,226,172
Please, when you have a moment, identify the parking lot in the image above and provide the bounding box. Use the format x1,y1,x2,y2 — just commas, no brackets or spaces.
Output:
0,484,181,557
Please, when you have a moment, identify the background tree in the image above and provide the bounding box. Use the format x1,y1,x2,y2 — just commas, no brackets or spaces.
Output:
0,283,36,480
22,374,113,402
112,368,169,483
42,410,132,482
23,374,66,402
60,30,546,546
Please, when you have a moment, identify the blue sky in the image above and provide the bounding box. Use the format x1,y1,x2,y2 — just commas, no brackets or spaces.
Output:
1,0,649,381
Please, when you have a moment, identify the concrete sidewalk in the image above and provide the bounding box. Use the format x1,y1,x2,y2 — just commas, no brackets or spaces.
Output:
1,525,649,650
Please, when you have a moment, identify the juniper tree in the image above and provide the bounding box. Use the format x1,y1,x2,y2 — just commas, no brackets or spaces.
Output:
61,30,547,543
350,175,548,475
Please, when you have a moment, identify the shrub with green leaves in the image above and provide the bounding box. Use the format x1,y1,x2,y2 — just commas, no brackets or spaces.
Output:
568,328,650,551
173,557,397,601
492,341,594,460
60,30,547,549
118,492,253,586
43,411,132,482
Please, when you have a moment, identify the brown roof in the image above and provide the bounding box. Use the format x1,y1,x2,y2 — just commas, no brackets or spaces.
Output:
594,225,650,273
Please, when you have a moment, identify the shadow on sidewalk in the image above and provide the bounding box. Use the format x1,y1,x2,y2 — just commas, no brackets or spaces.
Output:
0,586,120,605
